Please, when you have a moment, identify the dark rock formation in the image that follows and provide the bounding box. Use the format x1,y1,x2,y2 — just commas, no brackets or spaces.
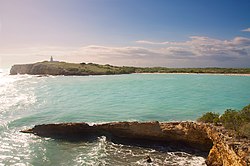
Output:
145,155,152,163
21,121,250,166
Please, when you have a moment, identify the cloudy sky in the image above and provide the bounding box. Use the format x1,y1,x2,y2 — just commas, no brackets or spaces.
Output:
0,0,250,68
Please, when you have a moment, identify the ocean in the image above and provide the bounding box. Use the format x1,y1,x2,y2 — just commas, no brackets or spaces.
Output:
1,69,250,165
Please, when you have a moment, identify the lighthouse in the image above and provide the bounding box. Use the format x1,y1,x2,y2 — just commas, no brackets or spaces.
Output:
50,56,53,62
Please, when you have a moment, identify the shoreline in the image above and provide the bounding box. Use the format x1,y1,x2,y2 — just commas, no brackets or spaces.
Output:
10,61,250,76
133,72,250,76
7,71,250,77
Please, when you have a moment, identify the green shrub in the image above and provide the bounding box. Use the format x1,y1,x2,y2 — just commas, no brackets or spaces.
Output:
239,123,250,138
105,70,114,75
240,104,250,122
197,112,220,124
68,68,79,72
220,109,243,131
197,104,250,138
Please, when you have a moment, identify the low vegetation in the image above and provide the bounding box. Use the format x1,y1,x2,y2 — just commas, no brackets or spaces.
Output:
39,61,250,75
39,61,136,75
197,104,250,138
135,67,250,74
197,112,220,124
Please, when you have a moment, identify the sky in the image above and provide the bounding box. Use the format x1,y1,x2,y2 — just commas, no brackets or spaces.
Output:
0,0,250,68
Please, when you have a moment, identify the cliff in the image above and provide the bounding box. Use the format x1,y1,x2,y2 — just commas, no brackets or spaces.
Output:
21,121,250,166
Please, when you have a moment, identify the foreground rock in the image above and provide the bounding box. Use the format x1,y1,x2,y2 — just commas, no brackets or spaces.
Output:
21,121,249,166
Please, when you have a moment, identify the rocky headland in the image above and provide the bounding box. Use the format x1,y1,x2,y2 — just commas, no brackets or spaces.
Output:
21,121,250,166
10,61,134,75
10,61,250,76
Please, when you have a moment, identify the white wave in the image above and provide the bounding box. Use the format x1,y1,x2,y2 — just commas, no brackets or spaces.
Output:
87,119,140,126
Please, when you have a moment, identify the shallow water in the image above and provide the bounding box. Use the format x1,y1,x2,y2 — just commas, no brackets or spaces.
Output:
1,70,250,165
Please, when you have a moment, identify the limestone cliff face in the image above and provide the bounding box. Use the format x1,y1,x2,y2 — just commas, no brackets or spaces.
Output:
21,121,250,166
10,63,65,75
205,124,250,166
10,64,33,75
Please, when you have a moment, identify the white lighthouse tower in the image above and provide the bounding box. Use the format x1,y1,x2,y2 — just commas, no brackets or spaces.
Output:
50,56,54,62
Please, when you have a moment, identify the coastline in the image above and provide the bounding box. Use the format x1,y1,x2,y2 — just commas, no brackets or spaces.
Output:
10,61,250,76
133,72,250,76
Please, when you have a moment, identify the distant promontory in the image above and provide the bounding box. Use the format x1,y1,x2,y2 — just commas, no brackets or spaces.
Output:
10,61,250,75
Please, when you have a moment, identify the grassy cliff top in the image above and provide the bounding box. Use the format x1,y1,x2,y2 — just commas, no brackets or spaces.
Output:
43,61,250,74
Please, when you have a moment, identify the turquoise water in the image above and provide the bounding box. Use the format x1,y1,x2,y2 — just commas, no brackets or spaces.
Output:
1,71,250,165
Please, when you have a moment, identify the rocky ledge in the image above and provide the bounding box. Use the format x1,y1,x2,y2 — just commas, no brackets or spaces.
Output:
21,121,249,165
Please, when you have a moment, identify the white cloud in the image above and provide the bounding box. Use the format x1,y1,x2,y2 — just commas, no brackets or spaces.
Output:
1,36,250,68
136,40,169,45
69,36,250,65
135,36,250,60
241,28,250,32
74,45,160,58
